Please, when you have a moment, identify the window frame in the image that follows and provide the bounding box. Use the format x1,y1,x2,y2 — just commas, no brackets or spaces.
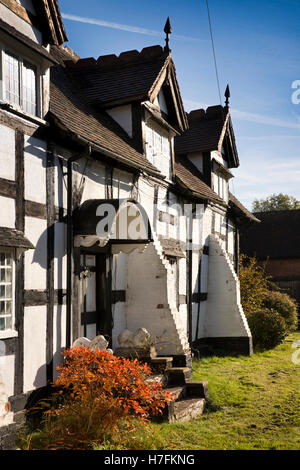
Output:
0,45,41,118
145,120,173,181
0,247,17,340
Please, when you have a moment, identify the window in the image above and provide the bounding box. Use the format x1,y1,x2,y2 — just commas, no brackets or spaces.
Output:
145,123,172,179
23,61,37,115
0,249,14,332
3,51,38,116
4,52,20,107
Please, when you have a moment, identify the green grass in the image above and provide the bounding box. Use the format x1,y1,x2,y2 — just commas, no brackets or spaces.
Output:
145,333,300,450
20,333,300,450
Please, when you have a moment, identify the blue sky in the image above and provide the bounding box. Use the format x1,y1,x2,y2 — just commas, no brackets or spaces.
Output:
59,0,300,209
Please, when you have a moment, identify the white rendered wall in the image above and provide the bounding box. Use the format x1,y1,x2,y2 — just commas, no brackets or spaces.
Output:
203,235,251,339
107,105,132,138
202,207,212,246
0,124,15,181
138,177,154,233
79,161,106,203
0,365,13,425
24,217,47,290
126,243,189,356
54,222,66,291
52,304,66,380
211,150,228,168
227,219,235,256
0,351,14,399
0,196,15,228
187,152,203,174
24,136,47,204
111,253,128,349
112,169,133,199
23,306,47,393
0,3,42,45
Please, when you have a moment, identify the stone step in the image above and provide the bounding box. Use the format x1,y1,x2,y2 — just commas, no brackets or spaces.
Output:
166,367,192,386
145,374,168,388
172,398,205,423
150,357,173,374
166,386,187,402
185,381,209,400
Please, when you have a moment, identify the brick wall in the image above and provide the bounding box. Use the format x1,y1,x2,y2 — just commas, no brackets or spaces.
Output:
260,258,300,279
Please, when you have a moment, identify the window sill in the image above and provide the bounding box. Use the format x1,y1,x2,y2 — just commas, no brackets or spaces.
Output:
0,330,18,340
0,101,48,127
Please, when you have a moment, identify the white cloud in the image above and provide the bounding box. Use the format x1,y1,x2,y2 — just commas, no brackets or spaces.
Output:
231,157,300,209
61,13,203,42
231,109,300,130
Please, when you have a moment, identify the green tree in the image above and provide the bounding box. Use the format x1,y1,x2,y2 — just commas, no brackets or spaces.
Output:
252,193,300,212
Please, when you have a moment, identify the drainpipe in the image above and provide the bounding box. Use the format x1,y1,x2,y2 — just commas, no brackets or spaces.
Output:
66,145,91,349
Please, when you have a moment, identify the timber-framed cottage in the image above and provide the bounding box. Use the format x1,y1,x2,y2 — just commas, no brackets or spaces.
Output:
0,0,258,445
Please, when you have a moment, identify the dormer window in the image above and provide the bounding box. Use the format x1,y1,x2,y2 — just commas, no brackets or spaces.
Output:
3,50,38,117
145,122,172,180
212,160,233,203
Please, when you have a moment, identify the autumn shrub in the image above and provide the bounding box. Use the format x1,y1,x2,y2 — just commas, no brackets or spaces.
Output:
26,347,173,450
246,309,287,350
262,290,298,333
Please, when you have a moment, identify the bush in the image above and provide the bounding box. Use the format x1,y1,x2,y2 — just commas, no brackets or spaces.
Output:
246,309,287,350
239,255,274,314
262,290,298,333
25,347,173,450
239,255,299,350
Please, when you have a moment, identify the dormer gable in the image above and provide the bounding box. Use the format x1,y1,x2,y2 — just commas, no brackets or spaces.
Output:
175,105,239,168
64,45,188,134
0,0,67,46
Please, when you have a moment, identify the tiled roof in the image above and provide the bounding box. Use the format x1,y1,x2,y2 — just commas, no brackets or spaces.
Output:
240,210,300,259
175,156,224,204
64,46,169,107
0,227,34,250
0,17,57,63
175,106,228,155
50,63,161,176
229,192,260,224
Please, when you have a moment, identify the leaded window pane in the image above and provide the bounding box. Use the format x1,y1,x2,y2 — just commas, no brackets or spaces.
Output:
4,52,20,106
0,250,14,331
23,61,37,116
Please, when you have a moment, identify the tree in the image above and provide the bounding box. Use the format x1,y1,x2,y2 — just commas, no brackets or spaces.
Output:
252,193,300,212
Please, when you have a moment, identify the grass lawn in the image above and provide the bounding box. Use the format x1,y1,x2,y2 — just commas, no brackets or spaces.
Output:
144,333,300,450
20,333,300,450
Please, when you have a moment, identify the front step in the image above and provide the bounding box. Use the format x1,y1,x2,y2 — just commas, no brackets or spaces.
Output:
167,386,187,402
159,381,208,423
185,380,209,399
173,398,205,423
146,356,208,423
166,367,192,386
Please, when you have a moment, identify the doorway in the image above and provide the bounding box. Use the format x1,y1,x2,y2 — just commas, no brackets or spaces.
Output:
80,251,112,344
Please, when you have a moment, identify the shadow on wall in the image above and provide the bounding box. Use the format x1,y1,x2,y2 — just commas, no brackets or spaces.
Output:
31,222,67,270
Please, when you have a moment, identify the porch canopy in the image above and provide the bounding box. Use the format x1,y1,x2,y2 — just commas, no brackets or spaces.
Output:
73,199,153,254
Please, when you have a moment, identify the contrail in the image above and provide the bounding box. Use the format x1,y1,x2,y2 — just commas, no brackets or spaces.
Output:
61,13,203,42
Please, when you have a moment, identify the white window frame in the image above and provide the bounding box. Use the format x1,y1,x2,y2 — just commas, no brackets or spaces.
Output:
0,45,41,118
145,120,173,181
0,247,17,340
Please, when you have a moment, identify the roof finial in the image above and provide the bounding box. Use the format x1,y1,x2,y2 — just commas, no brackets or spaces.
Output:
225,84,230,107
164,17,172,53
